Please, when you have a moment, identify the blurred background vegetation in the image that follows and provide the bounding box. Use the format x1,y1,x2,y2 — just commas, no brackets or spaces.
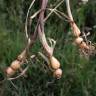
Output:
0,0,96,96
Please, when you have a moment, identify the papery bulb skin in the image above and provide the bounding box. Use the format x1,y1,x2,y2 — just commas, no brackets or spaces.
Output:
11,60,21,70
80,42,89,49
6,67,15,77
50,56,60,70
71,23,81,37
75,37,83,45
53,68,62,79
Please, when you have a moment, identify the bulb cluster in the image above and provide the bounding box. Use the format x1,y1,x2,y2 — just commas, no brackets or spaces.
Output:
72,23,90,50
6,50,26,77
75,37,89,50
6,60,21,77
66,0,90,51
5,0,63,80
5,0,92,81
49,56,62,79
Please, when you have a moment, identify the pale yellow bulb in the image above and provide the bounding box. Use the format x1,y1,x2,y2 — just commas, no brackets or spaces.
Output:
11,60,21,70
50,56,60,70
6,67,15,77
53,68,62,79
80,42,89,49
75,37,83,45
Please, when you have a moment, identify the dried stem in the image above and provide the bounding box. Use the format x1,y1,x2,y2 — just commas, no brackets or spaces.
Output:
25,0,36,40
38,0,56,57
65,0,73,21
47,8,69,22
44,0,65,22
65,0,81,37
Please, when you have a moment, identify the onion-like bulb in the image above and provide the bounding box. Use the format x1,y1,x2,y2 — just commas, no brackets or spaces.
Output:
6,67,15,77
80,42,89,49
75,37,83,45
53,68,62,79
50,56,60,70
11,60,21,70
6,60,21,77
